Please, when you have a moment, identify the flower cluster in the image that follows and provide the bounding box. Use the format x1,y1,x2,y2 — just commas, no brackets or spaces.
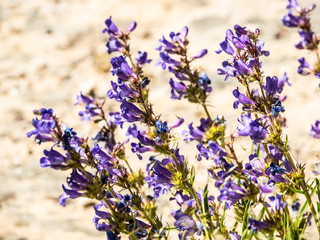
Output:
156,26,212,111
282,0,320,82
27,7,320,240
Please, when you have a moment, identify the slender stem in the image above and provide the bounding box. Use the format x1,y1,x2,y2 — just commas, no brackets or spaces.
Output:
187,187,212,240
202,103,213,124
285,152,320,235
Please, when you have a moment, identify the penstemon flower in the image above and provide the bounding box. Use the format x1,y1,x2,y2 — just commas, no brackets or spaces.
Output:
27,11,320,240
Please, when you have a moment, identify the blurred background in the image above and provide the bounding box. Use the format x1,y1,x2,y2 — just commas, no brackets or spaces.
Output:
1,0,320,239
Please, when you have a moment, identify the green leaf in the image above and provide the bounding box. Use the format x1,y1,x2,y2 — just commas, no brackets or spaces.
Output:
203,182,209,215
241,200,251,234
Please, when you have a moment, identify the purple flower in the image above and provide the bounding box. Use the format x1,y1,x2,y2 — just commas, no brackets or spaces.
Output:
310,120,320,138
135,51,151,65
102,16,122,36
127,21,137,32
295,31,316,50
183,118,211,142
259,180,275,194
162,148,185,167
171,191,190,206
91,144,116,171
237,114,267,142
110,56,136,80
173,213,197,239
170,118,184,129
248,218,272,233
229,231,241,240
232,87,254,109
217,37,235,56
107,79,139,102
234,59,254,76
192,49,208,60
59,169,92,206
196,141,227,162
75,92,102,121
106,37,124,54
120,100,145,123
137,131,156,146
157,52,181,71
286,0,300,10
40,148,69,169
264,76,279,95
298,57,314,75
268,194,287,212
157,26,188,53
131,143,153,160
277,72,291,93
169,78,187,100
217,179,248,209
282,12,302,27
27,108,56,144
109,112,125,128
217,61,237,81
145,158,173,198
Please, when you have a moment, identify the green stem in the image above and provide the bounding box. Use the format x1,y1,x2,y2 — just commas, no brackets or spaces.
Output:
202,103,213,124
187,187,212,240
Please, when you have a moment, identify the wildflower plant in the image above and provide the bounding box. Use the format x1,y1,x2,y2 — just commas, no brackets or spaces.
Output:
27,2,320,239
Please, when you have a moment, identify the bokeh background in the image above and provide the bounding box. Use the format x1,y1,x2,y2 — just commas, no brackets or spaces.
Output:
1,0,320,239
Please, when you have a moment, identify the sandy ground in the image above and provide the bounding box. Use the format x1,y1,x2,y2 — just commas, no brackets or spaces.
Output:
1,0,320,239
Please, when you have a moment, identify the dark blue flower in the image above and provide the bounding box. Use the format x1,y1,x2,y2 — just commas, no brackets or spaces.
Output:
271,100,285,118
292,200,300,212
198,72,212,93
156,120,168,134
267,162,286,176
62,127,77,150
